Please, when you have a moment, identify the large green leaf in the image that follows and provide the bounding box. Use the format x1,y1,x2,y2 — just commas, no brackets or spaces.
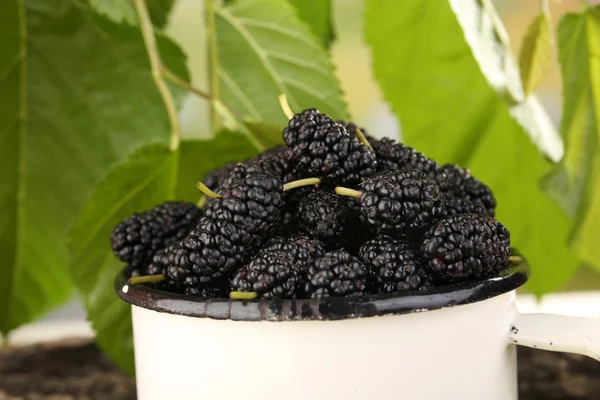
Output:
518,9,553,96
365,0,561,165
543,7,600,268
88,0,175,27
288,0,334,48
0,0,187,333
214,0,348,125
69,145,178,375
364,0,577,294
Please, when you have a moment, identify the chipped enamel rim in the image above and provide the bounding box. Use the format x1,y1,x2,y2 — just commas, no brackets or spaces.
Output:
115,250,529,321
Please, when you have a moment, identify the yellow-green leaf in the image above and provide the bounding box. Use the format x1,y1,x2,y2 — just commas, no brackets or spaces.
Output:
543,6,600,268
519,10,553,95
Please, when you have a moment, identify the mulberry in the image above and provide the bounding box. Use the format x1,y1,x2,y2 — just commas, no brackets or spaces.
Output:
205,173,284,235
151,218,254,287
110,201,202,268
420,214,511,281
203,145,288,191
283,109,377,186
443,194,489,216
368,136,441,177
305,250,368,298
260,235,327,275
231,250,300,299
359,236,432,293
338,170,445,236
435,164,496,217
297,192,360,248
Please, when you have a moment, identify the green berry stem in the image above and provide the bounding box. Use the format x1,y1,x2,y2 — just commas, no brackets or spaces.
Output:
196,181,221,199
283,177,321,191
278,93,294,120
354,127,372,149
335,186,363,198
229,291,259,300
509,255,523,263
197,195,208,209
128,274,166,285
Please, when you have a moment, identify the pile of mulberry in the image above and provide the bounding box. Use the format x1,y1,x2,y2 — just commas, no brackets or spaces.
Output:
113,107,517,301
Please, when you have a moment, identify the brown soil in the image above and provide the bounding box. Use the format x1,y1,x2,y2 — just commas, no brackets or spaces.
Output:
0,339,135,400
0,339,599,399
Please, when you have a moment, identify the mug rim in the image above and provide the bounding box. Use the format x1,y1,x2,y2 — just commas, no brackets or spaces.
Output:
115,250,529,321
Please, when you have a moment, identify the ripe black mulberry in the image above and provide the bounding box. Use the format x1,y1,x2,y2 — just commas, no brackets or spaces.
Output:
110,201,202,268
305,249,368,298
359,236,432,293
420,214,510,281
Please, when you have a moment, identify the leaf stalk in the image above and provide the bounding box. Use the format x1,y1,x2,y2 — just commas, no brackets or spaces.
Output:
133,0,181,151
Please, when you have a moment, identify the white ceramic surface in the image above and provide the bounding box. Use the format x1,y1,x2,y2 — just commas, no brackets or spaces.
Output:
130,291,600,400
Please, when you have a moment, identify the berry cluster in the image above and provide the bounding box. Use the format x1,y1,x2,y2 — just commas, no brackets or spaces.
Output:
111,108,513,299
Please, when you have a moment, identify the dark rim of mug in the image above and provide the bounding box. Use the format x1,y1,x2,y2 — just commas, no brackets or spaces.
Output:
115,250,529,321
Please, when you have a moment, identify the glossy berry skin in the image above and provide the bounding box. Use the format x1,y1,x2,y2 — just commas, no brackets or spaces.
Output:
283,109,377,186
365,135,441,177
232,250,300,299
297,192,359,248
420,214,510,281
260,236,327,276
205,173,284,236
203,145,287,191
152,174,285,288
220,152,290,192
358,170,446,236
443,194,489,216
110,202,202,268
305,250,368,298
435,164,496,217
203,161,238,192
149,218,254,287
359,236,432,293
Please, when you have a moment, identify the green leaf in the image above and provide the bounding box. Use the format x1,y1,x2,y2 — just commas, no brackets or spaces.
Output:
364,0,561,164
543,6,600,268
214,0,348,126
467,102,578,295
0,0,187,333
288,0,334,47
176,132,265,202
243,120,285,148
365,0,578,294
88,0,175,28
518,10,553,95
69,144,178,375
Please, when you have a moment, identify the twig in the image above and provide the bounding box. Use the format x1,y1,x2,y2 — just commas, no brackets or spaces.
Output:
133,0,181,151
160,64,212,100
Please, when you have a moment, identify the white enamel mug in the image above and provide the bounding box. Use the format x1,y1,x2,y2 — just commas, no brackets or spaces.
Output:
116,258,600,400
